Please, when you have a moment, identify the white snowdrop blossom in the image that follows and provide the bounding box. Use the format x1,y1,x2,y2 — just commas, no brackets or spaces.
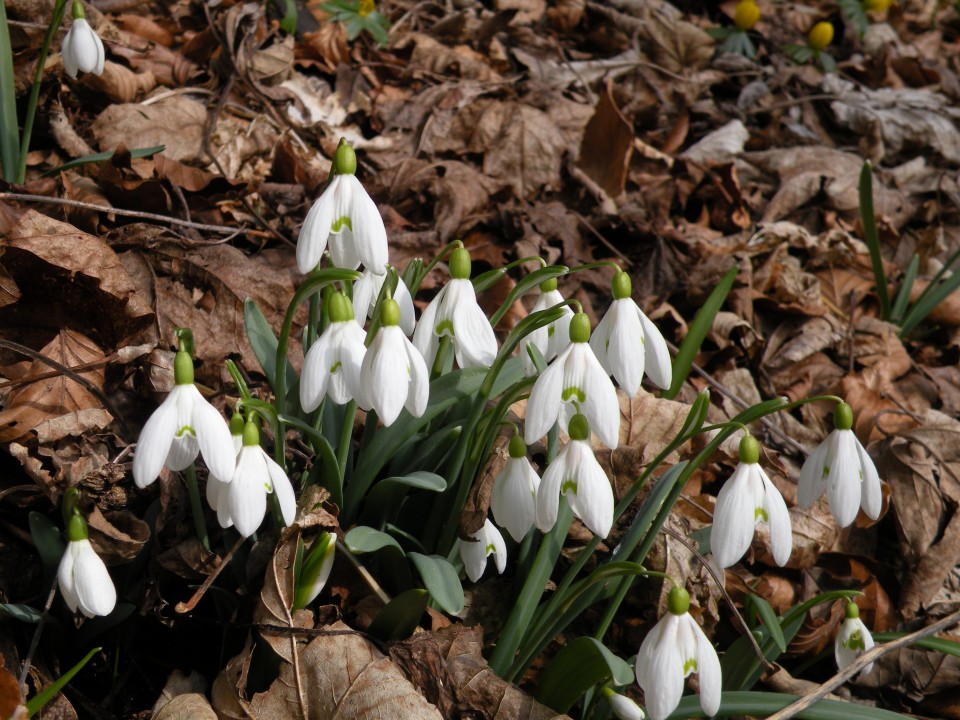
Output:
133,350,236,489
58,514,116,618
353,266,416,335
536,414,614,538
525,312,620,449
490,434,540,542
207,412,244,529
460,518,507,582
590,271,672,394
712,434,792,568
293,531,337,609
413,247,497,369
523,278,573,375
225,421,297,538
297,139,388,274
61,3,104,79
798,402,882,528
360,297,429,426
602,689,646,720
300,292,367,410
635,587,721,720
835,602,875,673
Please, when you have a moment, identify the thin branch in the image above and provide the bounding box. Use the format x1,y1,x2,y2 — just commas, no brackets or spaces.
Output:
18,578,59,694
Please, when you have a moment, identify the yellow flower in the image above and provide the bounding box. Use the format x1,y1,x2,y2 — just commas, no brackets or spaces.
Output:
733,0,761,30
358,0,375,16
864,0,894,11
808,21,834,51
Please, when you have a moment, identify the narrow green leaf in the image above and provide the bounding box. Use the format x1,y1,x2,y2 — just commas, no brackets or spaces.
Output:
873,631,960,659
0,3,19,181
860,160,891,319
750,594,786,653
889,253,918,324
408,552,464,615
29,512,65,571
0,603,42,623
488,265,569,326
243,298,297,397
663,265,737,399
345,526,405,555
667,690,913,719
363,472,447,526
41,145,165,177
900,268,960,336
26,646,100,716
536,637,633,712
368,588,429,642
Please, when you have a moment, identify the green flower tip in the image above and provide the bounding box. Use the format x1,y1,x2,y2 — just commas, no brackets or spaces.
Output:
508,433,527,459
667,586,691,615
66,512,88,542
845,601,860,620
229,412,245,436
568,413,591,441
569,312,591,343
834,402,854,431
333,138,357,176
539,277,558,293
380,298,401,327
173,350,195,386
328,291,355,323
449,247,471,280
612,271,632,300
242,420,260,447
739,434,760,464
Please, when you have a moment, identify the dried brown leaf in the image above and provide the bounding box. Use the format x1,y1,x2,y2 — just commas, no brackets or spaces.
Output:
254,530,315,663
577,82,633,198
86,507,150,564
81,61,156,103
92,96,207,163
152,694,217,720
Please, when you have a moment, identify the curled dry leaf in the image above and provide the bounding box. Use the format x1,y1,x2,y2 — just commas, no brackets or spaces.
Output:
461,432,511,538
151,694,216,720
86,507,150,564
81,61,157,103
92,96,207,163
577,81,633,199
254,529,316,663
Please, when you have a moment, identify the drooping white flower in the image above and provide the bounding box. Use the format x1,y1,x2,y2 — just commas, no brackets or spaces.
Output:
535,414,614,538
523,278,573,375
360,297,429,426
835,602,875,673
413,247,498,369
300,292,367,411
353,266,416,336
206,412,244,529
590,271,672,395
460,518,507,582
490,434,541,542
602,688,646,720
297,139,388,274
798,402,882,528
712,434,792,568
225,421,297,538
58,514,116,618
525,312,620,449
61,4,105,79
293,531,337,609
133,350,236,489
635,587,721,720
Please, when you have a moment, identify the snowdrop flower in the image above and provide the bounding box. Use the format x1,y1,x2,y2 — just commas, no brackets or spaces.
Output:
798,402,882,528
300,292,367,411
536,414,614,538
525,312,620,448
835,601,875,673
59,513,116,618
225,420,297,538
413,246,498,369
293,531,337,609
635,586,721,720
133,350,236,489
602,688,645,720
460,518,507,582
297,139,388,274
711,434,792,568
360,297,429,426
206,412,244,529
353,266,416,335
590,270,672,395
491,434,540,542
61,2,104,79
523,278,573,375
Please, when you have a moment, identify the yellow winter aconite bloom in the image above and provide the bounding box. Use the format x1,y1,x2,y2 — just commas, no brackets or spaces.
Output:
864,0,894,11
808,21,834,51
733,0,761,30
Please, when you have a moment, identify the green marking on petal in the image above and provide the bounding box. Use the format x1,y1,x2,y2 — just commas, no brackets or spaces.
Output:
821,464,829,479
486,543,496,554
847,630,865,651
435,319,455,336
331,216,353,233
547,325,555,337
330,361,342,374
561,386,586,403
683,658,698,674
561,479,578,495
755,507,768,522
176,424,196,438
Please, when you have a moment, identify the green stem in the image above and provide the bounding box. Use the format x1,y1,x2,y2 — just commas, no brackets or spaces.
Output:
17,0,70,183
184,464,210,551
337,400,356,483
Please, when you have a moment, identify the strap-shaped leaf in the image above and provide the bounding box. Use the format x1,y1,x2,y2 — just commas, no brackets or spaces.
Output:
408,552,464,615
368,589,429,642
345,526,405,555
668,690,913,719
536,637,633,712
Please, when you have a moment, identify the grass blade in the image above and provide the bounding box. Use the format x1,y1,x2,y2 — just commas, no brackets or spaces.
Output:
0,3,20,180
860,160,891,319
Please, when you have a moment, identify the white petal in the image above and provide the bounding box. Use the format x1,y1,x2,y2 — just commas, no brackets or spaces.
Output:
637,616,684,720
535,449,566,533
758,467,793,566
711,463,758,568
460,532,489,583
132,393,179,488
690,616,722,717
835,617,874,673
412,287,443,369
61,30,79,78
524,345,569,443
362,327,410,425
395,277,417,336
605,301,645,396
58,543,80,612
827,431,862,528
73,540,116,617
639,307,672,390
607,693,646,720
403,337,430,418
188,386,236,483
165,433,199,472
352,268,379,323
855,438,882,520
579,346,621,449
449,280,497,368
229,448,269,538
343,176,388,272
332,322,368,405
300,330,334,411
797,435,831,509
266,455,297,527
565,441,613,538
491,457,539,543
477,519,508,575
297,177,340,273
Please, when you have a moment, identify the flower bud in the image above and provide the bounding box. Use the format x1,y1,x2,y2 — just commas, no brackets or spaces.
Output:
733,0,760,30
808,21,834,51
